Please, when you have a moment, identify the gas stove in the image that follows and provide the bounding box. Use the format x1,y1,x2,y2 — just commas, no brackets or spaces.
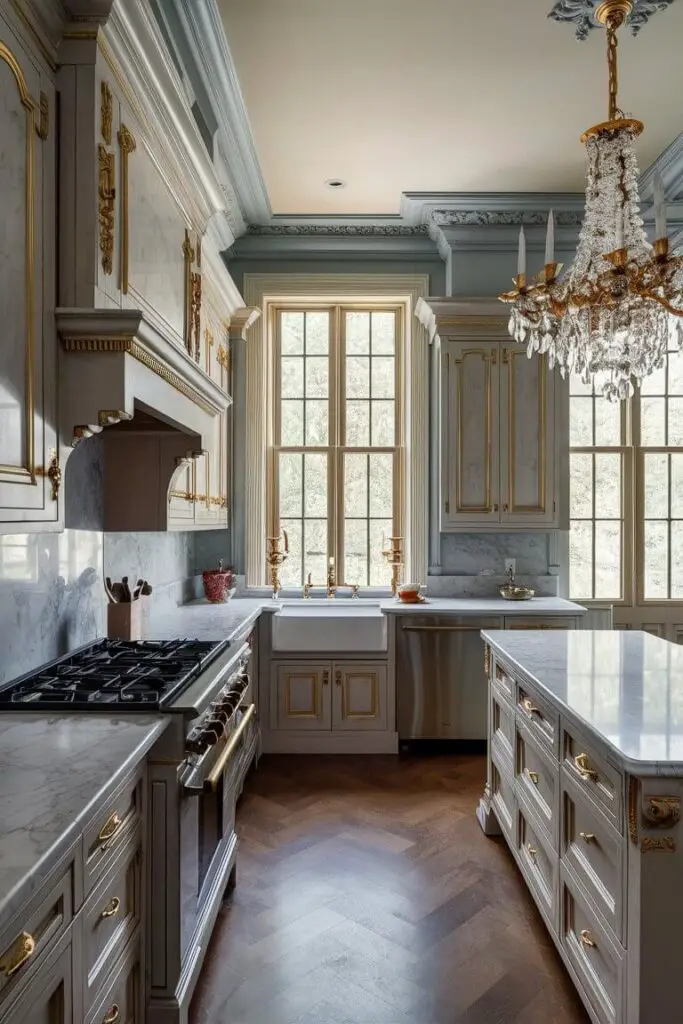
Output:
0,638,229,711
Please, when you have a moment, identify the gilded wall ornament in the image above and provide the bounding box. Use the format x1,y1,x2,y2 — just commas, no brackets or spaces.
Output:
37,92,49,140
642,796,681,829
548,0,676,40
641,836,676,852
117,125,136,294
101,81,112,144
98,143,115,275
191,272,202,362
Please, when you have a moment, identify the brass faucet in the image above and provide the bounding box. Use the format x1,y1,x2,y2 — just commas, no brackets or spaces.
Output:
302,559,359,599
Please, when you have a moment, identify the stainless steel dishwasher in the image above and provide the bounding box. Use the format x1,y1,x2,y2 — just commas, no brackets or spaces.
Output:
396,616,503,741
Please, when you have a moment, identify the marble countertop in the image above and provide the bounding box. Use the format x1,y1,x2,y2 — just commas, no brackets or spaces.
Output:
0,714,166,927
482,629,683,774
146,595,584,643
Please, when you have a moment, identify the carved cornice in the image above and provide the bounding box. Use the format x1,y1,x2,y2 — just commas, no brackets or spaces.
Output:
431,210,583,227
548,0,676,40
246,223,429,236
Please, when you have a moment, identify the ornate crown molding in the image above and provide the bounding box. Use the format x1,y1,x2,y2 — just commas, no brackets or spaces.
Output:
548,0,676,40
430,210,583,227
246,224,429,236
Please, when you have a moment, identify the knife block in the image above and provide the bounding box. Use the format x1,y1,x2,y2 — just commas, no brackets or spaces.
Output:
107,600,142,641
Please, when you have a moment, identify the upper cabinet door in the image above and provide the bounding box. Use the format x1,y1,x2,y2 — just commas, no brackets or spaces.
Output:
442,342,500,527
500,348,556,527
0,19,58,529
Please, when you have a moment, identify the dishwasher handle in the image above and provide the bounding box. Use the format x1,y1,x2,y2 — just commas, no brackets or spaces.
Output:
400,624,483,632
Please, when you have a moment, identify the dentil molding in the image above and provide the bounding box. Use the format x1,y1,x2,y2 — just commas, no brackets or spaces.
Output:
548,0,676,40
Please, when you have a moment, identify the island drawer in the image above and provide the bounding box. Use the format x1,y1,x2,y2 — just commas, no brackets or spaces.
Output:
83,769,143,898
490,750,515,843
516,805,557,932
0,936,73,1024
562,779,624,944
491,680,514,760
83,826,142,1011
516,682,558,755
516,722,559,849
562,724,623,834
493,661,515,703
560,865,623,1024
0,853,74,1009
85,930,141,1024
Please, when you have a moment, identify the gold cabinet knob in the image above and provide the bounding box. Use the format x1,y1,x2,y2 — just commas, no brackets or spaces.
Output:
98,811,123,845
526,843,537,860
579,831,596,844
574,753,598,781
100,897,121,919
522,698,540,716
526,770,540,785
335,671,342,686
103,1006,120,1024
579,929,596,949
0,931,35,978
322,671,329,686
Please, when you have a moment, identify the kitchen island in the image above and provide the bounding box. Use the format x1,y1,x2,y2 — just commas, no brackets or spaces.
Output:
479,629,683,1024
0,714,166,1023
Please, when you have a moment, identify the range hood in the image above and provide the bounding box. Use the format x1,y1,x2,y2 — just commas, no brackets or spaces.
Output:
56,306,231,531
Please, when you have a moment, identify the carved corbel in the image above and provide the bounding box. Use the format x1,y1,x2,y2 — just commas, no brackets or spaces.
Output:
642,796,680,829
71,410,132,447
227,306,261,343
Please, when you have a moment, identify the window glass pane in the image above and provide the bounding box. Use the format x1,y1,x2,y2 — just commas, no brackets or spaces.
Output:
594,399,621,446
303,518,327,586
641,397,666,445
671,522,683,599
281,312,304,354
371,357,395,399
371,401,394,446
279,453,302,518
346,356,370,398
668,398,683,446
279,519,302,587
570,375,592,396
570,398,593,446
346,401,370,446
641,364,666,395
369,520,392,586
644,453,668,519
594,453,621,518
305,357,328,397
371,312,395,354
281,357,303,398
281,400,304,445
304,400,328,445
346,312,370,354
303,453,327,518
667,349,683,395
569,521,593,599
671,454,683,518
344,518,368,586
570,453,593,519
643,521,668,600
369,453,393,518
344,453,368,518
305,311,329,354
594,521,621,599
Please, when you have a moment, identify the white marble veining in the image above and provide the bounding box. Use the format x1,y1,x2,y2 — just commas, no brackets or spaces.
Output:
0,714,166,927
440,532,551,575
482,629,683,773
382,596,584,616
425,573,559,598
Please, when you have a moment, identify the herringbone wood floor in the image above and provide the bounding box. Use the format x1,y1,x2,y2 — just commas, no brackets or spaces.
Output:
190,755,589,1024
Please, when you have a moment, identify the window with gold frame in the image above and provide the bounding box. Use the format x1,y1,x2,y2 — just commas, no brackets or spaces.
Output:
269,305,404,589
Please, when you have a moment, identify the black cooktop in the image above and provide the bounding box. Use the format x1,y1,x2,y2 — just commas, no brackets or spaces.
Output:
0,638,229,711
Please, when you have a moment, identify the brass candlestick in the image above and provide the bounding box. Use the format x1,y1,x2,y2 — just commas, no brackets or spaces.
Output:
266,530,289,598
381,536,404,597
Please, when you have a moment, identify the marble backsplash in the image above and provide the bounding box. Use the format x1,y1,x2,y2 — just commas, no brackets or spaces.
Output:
0,530,105,684
440,532,551,576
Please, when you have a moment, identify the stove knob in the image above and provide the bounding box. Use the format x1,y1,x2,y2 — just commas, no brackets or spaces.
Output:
203,720,225,743
186,735,209,756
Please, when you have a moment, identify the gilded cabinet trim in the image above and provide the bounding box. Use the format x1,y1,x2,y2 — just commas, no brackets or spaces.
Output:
183,231,202,362
98,144,115,275
506,350,547,515
0,42,38,481
641,836,676,853
117,124,136,294
340,671,379,720
36,91,48,140
454,348,495,514
101,80,113,145
628,776,639,845
284,673,320,718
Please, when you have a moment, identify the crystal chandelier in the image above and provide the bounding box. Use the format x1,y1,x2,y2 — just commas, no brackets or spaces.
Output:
500,0,683,401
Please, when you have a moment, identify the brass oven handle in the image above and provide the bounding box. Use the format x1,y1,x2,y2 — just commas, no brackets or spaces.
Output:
526,770,540,785
98,811,123,845
574,753,598,781
579,929,596,949
204,703,256,794
526,843,537,860
102,1005,120,1024
0,931,36,978
522,698,540,716
579,831,596,844
100,897,121,919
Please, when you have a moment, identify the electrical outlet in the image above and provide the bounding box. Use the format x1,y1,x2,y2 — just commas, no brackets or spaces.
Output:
504,558,516,576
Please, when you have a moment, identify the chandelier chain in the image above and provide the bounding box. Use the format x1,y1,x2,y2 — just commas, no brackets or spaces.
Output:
607,16,620,121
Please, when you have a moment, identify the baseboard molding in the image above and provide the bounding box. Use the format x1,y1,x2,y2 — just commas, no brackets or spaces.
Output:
398,739,487,756
261,731,399,754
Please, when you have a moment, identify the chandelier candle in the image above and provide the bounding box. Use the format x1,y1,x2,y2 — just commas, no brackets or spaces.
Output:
500,0,683,401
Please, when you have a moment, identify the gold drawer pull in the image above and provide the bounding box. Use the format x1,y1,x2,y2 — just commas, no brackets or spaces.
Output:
579,831,596,844
579,929,596,949
100,897,121,919
574,753,598,781
103,1006,120,1024
527,843,537,860
522,698,540,716
527,770,540,785
0,931,36,978
98,811,123,845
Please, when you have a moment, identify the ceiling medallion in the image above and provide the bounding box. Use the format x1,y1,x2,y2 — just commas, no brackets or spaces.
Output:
502,0,683,401
548,0,676,41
